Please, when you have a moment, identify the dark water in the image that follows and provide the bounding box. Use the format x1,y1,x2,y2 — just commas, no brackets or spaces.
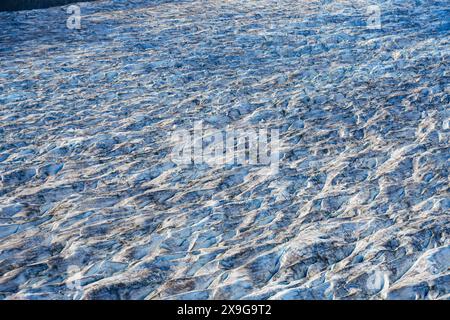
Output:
0,0,96,12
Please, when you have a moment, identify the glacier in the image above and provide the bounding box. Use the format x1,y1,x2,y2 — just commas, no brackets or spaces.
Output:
0,0,449,299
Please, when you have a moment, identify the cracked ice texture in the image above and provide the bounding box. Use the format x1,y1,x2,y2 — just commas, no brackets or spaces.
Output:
0,0,449,300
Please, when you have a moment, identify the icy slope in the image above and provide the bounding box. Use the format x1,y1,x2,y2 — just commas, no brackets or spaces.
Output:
0,0,449,299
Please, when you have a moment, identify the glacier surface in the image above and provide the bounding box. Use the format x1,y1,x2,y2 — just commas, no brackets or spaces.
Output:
0,0,449,299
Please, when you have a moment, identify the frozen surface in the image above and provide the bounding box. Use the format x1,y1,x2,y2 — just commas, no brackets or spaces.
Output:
0,0,449,299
